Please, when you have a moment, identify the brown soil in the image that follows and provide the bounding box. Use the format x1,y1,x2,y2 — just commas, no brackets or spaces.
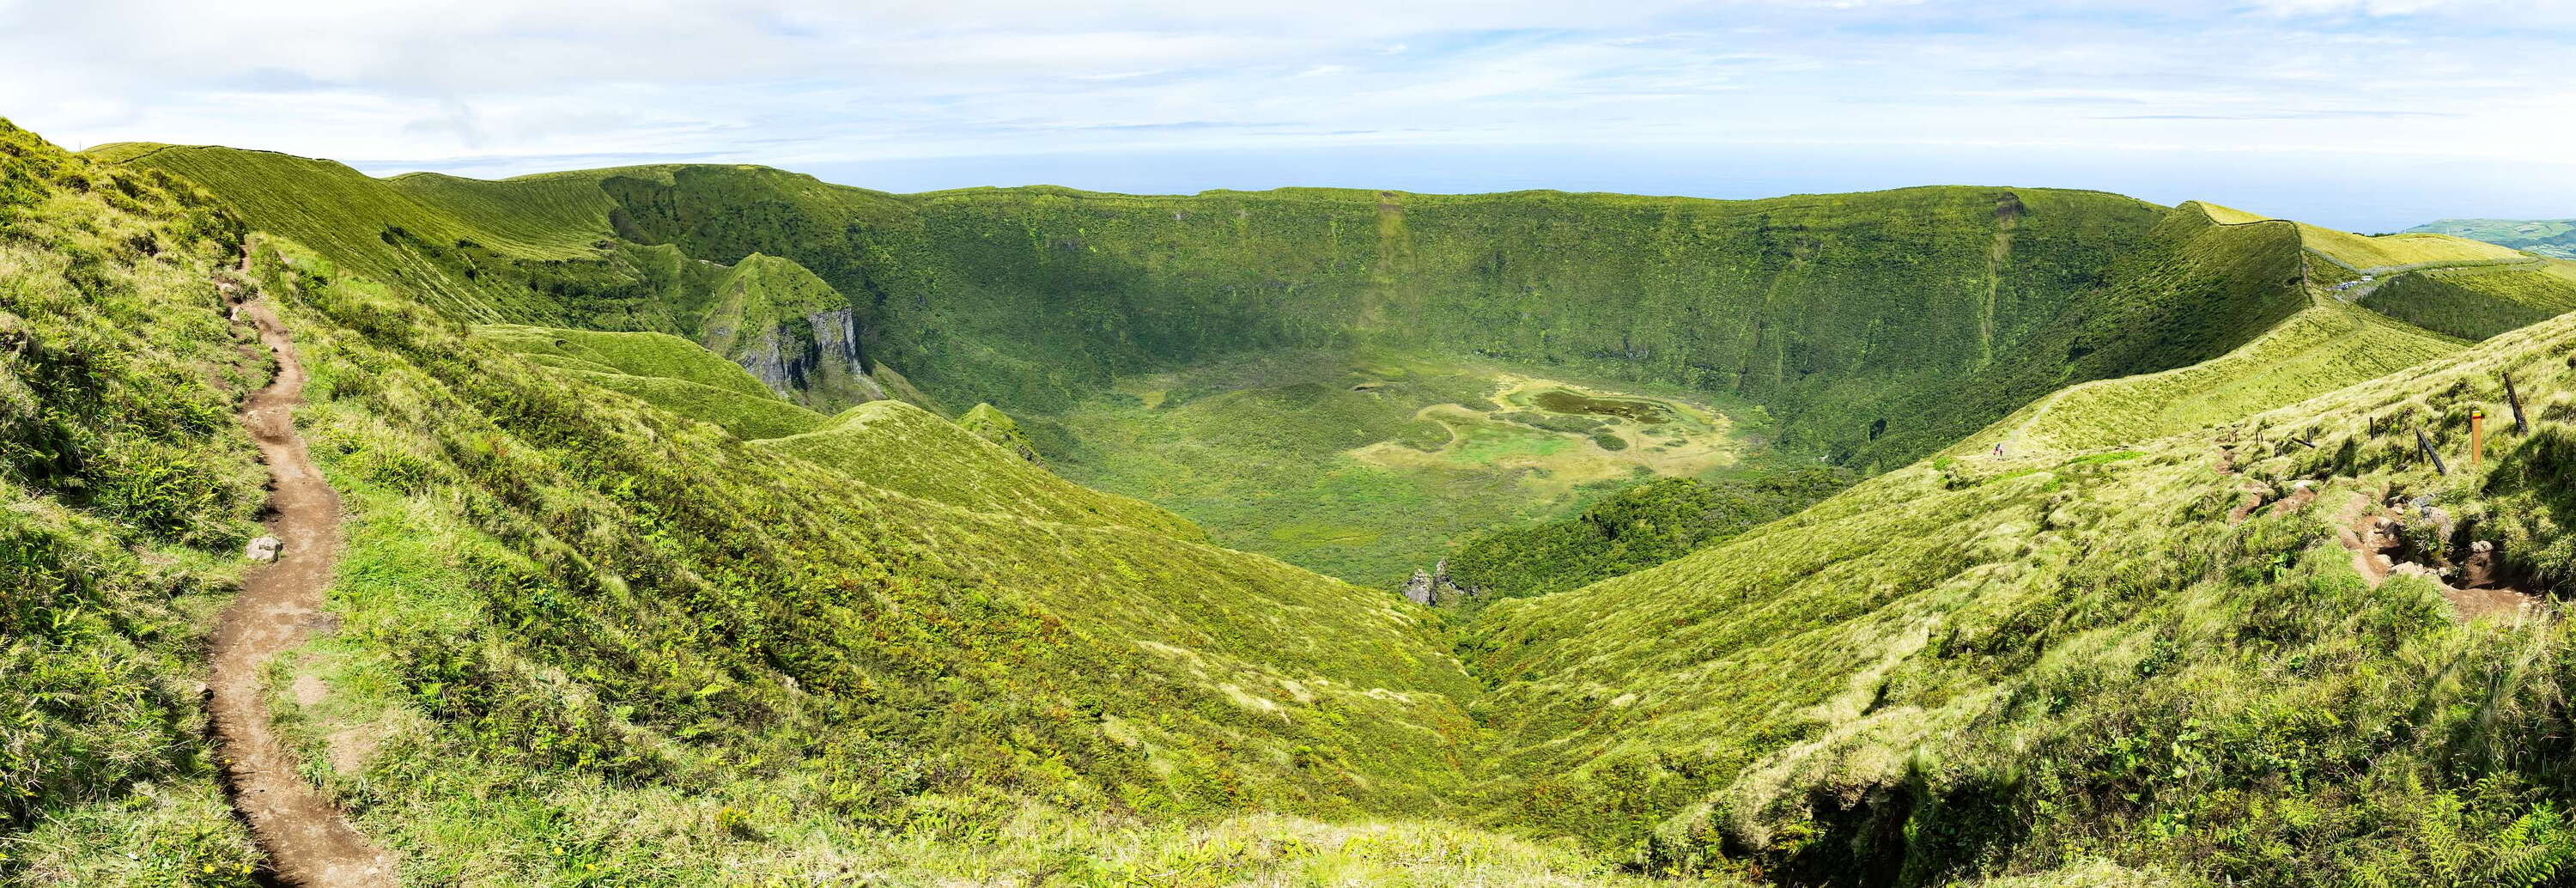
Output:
210,295,397,886
2328,491,2538,621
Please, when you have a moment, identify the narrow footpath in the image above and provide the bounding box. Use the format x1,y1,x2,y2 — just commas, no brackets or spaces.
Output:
210,284,396,886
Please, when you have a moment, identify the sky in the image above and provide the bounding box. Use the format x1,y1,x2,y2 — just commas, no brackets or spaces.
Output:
3,0,2572,232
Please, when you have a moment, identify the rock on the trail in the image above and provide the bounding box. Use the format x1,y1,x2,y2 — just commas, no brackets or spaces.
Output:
2463,539,2500,588
246,535,283,563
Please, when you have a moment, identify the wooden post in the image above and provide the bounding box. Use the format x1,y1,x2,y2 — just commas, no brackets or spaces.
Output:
2417,425,2447,475
2505,373,2529,434
2470,408,2485,467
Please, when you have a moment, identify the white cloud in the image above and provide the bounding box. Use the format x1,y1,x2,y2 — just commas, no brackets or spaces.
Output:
0,0,2569,226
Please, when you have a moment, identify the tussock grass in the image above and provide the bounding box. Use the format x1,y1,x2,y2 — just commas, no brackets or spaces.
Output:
1,119,264,885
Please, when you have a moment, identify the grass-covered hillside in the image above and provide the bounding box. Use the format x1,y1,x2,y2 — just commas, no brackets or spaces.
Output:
754,399,1206,538
18,118,1683,886
102,144,2385,580
0,117,266,883
1959,204,2576,459
473,324,834,441
47,114,2576,887
2407,218,2576,259
1460,255,2576,885
88,145,906,417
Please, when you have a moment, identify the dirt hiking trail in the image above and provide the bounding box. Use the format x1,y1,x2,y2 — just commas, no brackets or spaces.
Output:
210,292,396,886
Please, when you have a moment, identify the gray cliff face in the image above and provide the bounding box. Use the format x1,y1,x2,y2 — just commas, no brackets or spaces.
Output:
721,307,885,410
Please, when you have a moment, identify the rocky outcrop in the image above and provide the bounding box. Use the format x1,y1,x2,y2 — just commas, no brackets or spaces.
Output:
717,307,889,411
1402,561,1475,606
1402,569,1435,605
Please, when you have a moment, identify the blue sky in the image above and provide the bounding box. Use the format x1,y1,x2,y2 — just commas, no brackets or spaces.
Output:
3,0,2571,231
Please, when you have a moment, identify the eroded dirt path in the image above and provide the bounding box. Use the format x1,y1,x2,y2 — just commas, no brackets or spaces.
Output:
2328,490,2538,621
212,295,396,886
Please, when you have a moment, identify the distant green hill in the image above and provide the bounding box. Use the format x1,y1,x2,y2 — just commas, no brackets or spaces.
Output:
2406,217,2576,259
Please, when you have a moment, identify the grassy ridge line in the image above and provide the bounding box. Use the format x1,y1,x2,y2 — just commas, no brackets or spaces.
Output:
473,324,776,396
2197,200,2529,271
106,148,908,415
182,147,2181,469
471,322,838,441
1950,201,2575,458
383,172,621,250
1972,304,2458,457
88,144,602,318
553,368,829,441
816,183,2177,468
118,145,2362,477
754,399,1205,539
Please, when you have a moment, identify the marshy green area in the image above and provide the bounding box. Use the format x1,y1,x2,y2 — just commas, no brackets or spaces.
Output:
1039,349,1765,584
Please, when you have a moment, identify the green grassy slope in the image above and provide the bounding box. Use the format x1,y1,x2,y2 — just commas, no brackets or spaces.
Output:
97,147,901,413
16,120,1688,885
85,143,612,319
1948,203,2576,459
1441,467,1851,604
2360,260,2576,341
472,324,834,439
1461,264,2576,886
474,324,775,396
958,401,1047,464
754,398,1206,538
2405,217,2576,259
2197,204,2527,270
0,120,264,882
1977,303,2458,456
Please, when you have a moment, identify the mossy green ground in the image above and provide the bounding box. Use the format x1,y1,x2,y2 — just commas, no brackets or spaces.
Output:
1037,348,1763,584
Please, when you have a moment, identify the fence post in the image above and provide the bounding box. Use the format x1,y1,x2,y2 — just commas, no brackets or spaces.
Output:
2471,408,2486,467
2505,372,2529,434
2416,424,2447,476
